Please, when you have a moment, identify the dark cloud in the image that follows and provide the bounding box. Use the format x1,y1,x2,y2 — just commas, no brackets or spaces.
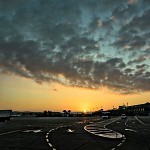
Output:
136,64,149,69
112,3,138,20
128,35,146,50
122,9,150,32
112,32,146,51
124,68,134,74
0,0,150,94
112,8,150,52
144,72,150,78
143,47,150,54
127,55,148,65
112,32,133,49
88,16,100,32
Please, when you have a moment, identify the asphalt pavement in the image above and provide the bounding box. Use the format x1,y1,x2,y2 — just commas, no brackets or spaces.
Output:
107,116,150,150
0,116,149,150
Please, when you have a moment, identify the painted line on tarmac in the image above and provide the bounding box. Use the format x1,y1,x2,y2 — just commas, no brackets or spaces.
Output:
48,143,53,147
134,116,148,126
125,117,134,129
125,117,129,126
46,123,75,150
84,118,126,150
125,128,137,132
112,117,141,150
46,128,55,149
122,140,125,143
110,139,125,150
117,143,123,147
46,125,65,150
46,139,49,142
23,129,42,133
0,130,21,136
109,134,126,150
85,117,124,139
104,117,120,128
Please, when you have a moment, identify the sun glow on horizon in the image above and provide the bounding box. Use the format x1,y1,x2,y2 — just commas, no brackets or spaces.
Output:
83,110,87,113
0,73,150,112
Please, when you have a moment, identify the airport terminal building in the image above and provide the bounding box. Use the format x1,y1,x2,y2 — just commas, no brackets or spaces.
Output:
125,102,150,116
100,102,150,116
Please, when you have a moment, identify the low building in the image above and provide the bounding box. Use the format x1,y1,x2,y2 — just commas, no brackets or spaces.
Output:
126,102,150,116
95,102,150,116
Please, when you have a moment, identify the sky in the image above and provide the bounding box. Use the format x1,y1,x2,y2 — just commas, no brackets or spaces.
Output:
0,0,150,112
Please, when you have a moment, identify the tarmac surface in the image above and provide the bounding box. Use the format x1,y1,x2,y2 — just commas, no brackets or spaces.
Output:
0,116,150,150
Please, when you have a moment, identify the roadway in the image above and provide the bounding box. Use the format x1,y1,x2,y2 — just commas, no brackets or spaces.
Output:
107,116,150,150
0,116,149,150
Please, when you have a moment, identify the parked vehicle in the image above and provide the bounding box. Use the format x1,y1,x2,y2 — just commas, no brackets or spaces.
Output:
0,110,12,122
121,114,126,119
102,111,110,119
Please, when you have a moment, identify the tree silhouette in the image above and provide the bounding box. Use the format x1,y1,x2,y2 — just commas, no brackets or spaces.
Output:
68,110,71,116
63,110,71,117
43,110,47,116
63,110,67,116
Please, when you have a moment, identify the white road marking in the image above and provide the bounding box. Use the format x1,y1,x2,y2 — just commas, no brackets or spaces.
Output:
135,116,148,125
23,129,42,133
117,143,123,146
125,117,129,126
66,129,74,133
125,117,134,128
125,128,137,132
85,117,126,150
46,126,65,150
0,130,21,136
85,117,124,139
33,130,42,133
46,139,49,142
48,143,53,147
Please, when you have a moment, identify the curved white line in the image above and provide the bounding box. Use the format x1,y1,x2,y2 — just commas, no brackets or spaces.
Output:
134,116,148,126
85,117,124,139
46,125,65,150
48,143,53,147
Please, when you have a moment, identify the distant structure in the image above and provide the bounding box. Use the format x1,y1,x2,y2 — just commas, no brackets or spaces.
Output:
125,102,150,116
95,102,150,116
113,102,150,116
0,110,12,122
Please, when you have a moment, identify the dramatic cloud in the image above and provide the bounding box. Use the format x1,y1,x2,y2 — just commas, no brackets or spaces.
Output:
0,0,150,94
